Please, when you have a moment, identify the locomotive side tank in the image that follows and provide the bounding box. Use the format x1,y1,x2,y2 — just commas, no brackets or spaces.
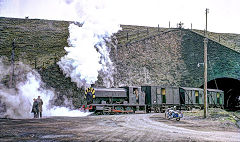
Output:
93,88,127,104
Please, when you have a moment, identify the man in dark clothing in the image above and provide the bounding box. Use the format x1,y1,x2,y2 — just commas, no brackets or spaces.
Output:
31,98,39,118
37,96,43,118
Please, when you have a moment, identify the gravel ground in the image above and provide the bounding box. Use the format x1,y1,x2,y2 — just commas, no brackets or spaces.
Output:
0,112,239,142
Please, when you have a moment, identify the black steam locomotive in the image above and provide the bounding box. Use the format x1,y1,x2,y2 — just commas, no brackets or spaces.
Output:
83,85,224,114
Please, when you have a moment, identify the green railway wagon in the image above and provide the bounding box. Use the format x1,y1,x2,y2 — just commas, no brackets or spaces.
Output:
180,87,224,110
207,89,224,108
141,86,180,112
180,87,204,110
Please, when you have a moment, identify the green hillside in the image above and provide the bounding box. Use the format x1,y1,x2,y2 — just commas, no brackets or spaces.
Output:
193,29,240,53
0,17,69,68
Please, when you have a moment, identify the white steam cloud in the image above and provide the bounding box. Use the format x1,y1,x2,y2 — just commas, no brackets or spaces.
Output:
0,57,91,119
58,0,120,88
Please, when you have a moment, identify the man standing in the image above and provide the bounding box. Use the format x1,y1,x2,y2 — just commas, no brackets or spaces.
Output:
37,96,43,118
31,98,39,118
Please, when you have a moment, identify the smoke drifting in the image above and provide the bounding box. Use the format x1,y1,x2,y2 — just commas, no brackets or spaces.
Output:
0,57,91,119
58,0,120,88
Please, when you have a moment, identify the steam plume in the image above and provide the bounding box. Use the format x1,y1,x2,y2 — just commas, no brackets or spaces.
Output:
58,0,120,88
0,57,91,119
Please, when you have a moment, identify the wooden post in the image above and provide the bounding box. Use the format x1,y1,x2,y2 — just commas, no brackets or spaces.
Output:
127,32,128,40
191,23,192,30
204,37,208,118
169,21,170,28
34,57,37,69
54,53,57,64
204,8,209,118
9,40,16,88
158,24,159,32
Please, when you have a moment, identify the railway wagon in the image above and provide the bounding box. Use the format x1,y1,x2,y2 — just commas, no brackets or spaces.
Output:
87,86,146,114
141,86,224,112
207,89,224,108
141,86,180,112
179,87,224,110
180,87,204,110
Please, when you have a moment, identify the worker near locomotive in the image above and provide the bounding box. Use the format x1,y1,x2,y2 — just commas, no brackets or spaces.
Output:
81,84,225,116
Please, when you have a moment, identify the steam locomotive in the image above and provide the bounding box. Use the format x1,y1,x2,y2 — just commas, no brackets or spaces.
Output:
83,85,224,114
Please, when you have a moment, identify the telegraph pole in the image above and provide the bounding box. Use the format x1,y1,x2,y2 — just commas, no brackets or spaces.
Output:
9,39,16,88
204,8,209,118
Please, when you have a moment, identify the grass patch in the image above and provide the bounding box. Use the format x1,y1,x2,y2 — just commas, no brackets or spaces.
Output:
184,108,239,127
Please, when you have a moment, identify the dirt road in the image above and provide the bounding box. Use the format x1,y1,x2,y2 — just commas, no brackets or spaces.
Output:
0,113,239,141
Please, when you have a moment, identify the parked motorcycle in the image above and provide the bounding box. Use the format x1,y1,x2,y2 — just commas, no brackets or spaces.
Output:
165,107,183,121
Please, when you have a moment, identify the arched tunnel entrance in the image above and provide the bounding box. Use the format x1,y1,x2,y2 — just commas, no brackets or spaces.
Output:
201,78,240,110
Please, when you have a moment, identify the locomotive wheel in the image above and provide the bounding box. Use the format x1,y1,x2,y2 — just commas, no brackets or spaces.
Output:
160,108,165,113
103,112,110,115
95,111,101,115
186,106,192,111
154,108,159,113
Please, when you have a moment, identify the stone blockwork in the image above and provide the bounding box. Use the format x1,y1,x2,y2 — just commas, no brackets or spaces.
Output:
181,30,240,87
111,28,240,88
111,29,185,86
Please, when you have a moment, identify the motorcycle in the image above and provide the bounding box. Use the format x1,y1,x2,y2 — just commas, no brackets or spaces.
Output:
165,107,183,121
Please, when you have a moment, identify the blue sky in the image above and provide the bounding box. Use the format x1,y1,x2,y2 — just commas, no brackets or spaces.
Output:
0,0,240,34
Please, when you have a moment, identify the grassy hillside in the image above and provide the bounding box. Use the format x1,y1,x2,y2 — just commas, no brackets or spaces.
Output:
115,25,170,46
0,17,69,69
193,29,240,53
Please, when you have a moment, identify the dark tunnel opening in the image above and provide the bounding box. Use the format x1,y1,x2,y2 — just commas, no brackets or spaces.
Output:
200,78,240,110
